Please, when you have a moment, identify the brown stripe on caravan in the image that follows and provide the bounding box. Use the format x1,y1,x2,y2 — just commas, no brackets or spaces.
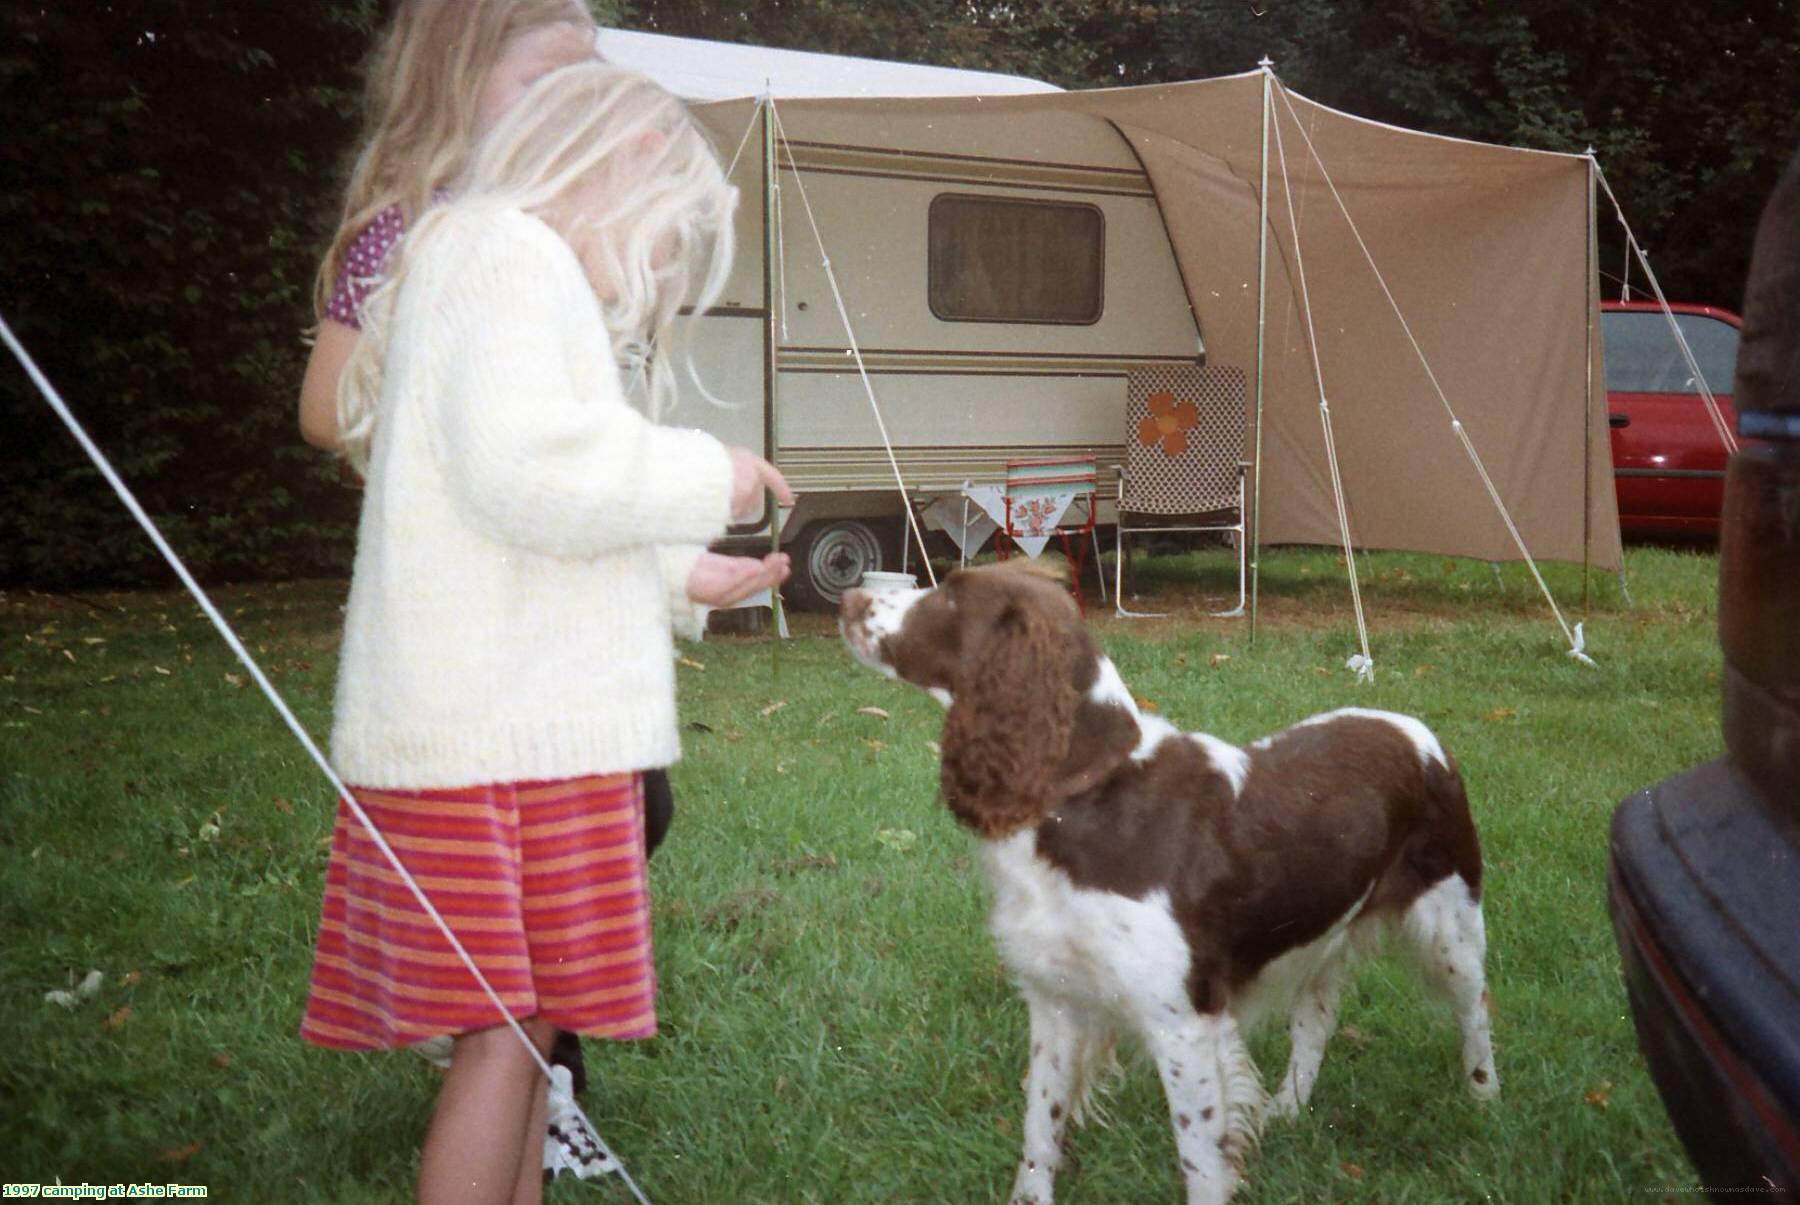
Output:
775,347,1198,375
774,446,1129,495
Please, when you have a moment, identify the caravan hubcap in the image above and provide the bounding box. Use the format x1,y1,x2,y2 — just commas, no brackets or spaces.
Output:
806,521,882,602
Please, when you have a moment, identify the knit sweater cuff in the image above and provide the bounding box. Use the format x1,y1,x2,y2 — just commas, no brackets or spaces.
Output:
659,545,711,642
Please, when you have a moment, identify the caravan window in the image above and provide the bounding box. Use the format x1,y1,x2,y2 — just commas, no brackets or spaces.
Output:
928,195,1104,325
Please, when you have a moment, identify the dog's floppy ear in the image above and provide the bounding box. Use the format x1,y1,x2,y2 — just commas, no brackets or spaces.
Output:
938,598,1079,837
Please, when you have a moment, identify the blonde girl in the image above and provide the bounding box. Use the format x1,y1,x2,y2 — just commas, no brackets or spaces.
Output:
298,0,607,1136
298,0,598,450
299,63,790,1205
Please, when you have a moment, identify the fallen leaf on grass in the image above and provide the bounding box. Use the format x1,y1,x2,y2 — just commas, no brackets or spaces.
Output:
1341,1162,1365,1181
101,1006,131,1030
211,1052,233,1070
153,665,171,676
994,1116,1013,1136
875,828,918,853
864,739,887,752
1584,1081,1612,1110
687,721,715,734
47,968,106,1008
855,706,890,720
82,636,105,645
1413,664,1437,677
760,700,788,718
924,740,941,757
223,673,245,689
1484,706,1517,723
155,1141,203,1163
121,970,142,988
272,797,293,814
1135,696,1159,712
677,657,705,671
1209,654,1231,667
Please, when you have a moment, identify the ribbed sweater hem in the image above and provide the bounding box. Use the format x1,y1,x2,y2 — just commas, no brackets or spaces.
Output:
329,714,681,792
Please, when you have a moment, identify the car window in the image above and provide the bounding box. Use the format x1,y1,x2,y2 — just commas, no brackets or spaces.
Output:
1602,311,1738,394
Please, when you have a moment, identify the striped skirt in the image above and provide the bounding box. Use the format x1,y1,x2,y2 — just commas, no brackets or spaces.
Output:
300,772,656,1050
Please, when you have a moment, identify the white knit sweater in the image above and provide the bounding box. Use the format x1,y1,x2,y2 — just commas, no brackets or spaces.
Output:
329,204,735,790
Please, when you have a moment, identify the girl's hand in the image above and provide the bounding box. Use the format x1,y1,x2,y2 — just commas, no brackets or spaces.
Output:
727,447,794,521
686,551,792,608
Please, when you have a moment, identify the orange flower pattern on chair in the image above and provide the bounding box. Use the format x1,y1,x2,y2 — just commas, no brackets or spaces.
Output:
1136,390,1200,456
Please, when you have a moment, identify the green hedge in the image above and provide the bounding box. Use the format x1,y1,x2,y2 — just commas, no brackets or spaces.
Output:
0,3,386,587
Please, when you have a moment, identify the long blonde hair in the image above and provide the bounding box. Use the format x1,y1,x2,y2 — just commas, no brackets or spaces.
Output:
312,0,597,321
337,63,737,470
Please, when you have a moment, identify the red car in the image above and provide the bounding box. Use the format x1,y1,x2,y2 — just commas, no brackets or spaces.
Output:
1603,300,1742,537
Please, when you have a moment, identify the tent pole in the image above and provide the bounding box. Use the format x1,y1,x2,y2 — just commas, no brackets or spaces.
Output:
763,96,786,658
1583,149,1596,616
1251,57,1274,644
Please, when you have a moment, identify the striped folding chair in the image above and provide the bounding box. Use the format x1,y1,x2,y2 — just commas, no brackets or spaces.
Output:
997,456,1102,614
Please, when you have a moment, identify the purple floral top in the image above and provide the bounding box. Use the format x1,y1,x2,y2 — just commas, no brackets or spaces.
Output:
324,204,407,330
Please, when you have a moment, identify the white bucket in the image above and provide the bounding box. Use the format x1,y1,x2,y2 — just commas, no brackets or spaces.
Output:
859,570,918,593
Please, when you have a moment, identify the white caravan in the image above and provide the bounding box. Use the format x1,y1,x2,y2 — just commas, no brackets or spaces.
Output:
599,29,1205,607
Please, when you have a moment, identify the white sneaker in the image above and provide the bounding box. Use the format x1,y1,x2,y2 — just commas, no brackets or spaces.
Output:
543,1065,618,1180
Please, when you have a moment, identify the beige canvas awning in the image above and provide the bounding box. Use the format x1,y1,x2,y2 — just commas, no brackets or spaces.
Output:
699,69,1620,573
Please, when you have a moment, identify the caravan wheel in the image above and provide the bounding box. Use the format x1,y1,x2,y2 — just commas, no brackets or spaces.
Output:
789,518,890,611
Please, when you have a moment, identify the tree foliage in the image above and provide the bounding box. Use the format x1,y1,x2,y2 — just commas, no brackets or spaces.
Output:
3,0,1795,587
0,1,381,587
635,0,1799,302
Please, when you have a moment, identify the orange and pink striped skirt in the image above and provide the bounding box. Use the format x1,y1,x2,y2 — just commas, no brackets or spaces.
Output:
300,772,656,1050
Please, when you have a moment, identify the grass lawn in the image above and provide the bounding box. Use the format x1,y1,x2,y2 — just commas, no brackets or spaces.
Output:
1,545,1722,1202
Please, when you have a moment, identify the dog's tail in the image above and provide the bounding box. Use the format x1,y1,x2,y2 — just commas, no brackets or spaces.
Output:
1220,1017,1268,1171
1067,1028,1123,1130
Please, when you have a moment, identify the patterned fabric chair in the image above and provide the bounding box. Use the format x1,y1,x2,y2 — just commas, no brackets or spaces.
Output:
1116,366,1248,618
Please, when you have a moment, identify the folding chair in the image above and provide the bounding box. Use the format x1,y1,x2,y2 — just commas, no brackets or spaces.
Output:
1115,366,1248,618
994,457,1104,614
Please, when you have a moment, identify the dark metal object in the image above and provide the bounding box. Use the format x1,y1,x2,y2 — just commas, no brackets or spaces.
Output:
1607,147,1800,1193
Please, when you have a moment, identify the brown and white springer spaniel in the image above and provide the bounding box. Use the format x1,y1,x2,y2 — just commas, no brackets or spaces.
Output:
839,564,1498,1205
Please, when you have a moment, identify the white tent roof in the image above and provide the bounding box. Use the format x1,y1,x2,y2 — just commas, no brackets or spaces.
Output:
594,28,1061,101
